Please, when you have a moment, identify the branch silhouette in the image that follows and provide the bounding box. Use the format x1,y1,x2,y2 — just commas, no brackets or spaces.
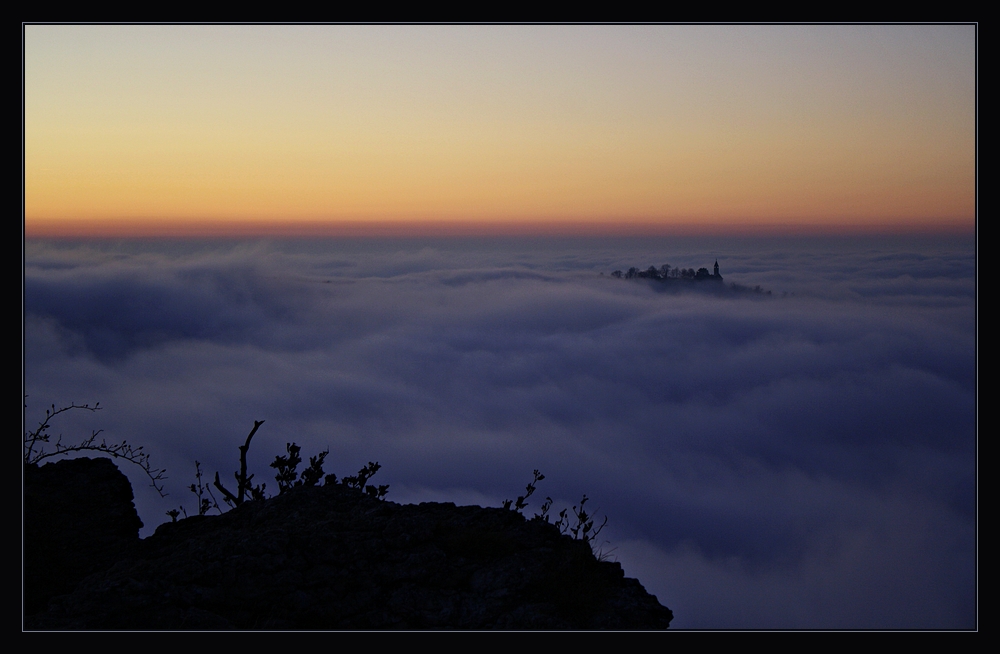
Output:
213,419,266,507
24,400,167,497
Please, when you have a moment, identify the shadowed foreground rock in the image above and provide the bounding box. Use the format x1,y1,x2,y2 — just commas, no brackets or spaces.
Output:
24,458,144,616
25,458,673,630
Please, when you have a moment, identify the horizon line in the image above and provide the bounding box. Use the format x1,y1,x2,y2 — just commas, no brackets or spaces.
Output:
23,218,975,239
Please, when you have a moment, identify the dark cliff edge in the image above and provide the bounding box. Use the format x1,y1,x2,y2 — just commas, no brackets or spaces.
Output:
24,458,673,630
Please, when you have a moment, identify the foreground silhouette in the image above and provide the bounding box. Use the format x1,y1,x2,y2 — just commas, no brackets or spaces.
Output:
25,458,673,630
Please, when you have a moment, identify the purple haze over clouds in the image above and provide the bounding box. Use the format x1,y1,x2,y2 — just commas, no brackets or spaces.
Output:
23,235,976,628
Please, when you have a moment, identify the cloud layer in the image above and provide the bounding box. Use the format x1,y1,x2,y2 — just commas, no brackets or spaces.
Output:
23,235,976,628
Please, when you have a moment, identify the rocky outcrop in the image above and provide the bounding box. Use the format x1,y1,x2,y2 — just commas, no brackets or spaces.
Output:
23,458,143,616
25,458,673,630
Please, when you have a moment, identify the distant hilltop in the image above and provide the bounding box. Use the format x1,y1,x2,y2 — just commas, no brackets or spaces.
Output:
611,260,724,282
607,261,772,296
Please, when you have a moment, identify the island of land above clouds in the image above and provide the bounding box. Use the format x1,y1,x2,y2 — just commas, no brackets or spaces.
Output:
609,260,773,297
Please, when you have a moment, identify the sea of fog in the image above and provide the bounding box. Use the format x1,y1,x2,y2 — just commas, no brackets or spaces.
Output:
23,234,976,629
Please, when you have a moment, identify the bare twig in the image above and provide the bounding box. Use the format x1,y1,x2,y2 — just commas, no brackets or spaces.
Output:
24,401,168,497
214,420,265,507
188,461,220,516
24,402,100,463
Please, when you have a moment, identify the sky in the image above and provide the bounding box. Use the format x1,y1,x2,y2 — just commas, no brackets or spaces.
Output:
24,24,975,237
23,235,976,629
23,24,977,629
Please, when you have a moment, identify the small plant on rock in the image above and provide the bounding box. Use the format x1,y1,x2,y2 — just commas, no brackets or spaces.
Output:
190,460,222,515
300,450,330,487
564,494,608,545
166,421,396,526
168,461,223,520
271,442,304,493
504,470,610,557
270,442,331,493
342,461,389,499
503,469,544,513
210,425,389,509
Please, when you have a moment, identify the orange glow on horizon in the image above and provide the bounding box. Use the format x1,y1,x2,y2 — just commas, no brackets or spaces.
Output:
23,216,975,239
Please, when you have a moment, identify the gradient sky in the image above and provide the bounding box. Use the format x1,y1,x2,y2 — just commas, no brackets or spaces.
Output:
24,25,975,236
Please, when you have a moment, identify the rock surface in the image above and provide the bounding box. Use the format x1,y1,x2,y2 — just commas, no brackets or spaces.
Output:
23,458,144,616
25,458,673,630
